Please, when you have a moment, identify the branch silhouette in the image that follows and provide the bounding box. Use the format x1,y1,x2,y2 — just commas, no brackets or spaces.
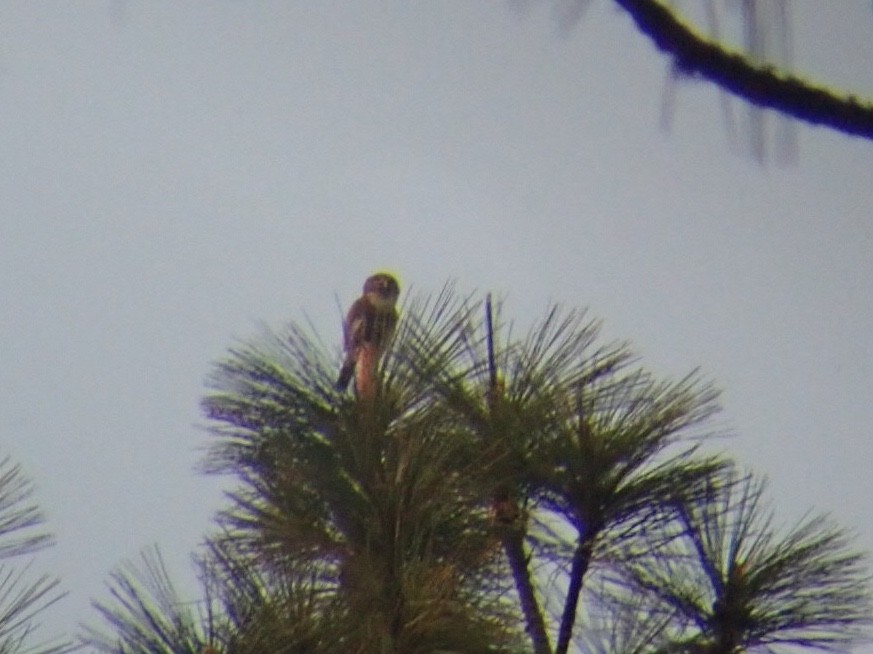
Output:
615,0,873,140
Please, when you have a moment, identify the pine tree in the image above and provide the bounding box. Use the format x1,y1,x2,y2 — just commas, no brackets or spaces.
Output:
84,287,872,653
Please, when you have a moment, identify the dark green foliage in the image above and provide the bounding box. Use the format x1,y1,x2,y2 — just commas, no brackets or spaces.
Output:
196,292,524,652
84,287,872,654
0,457,70,654
613,471,872,653
84,546,210,653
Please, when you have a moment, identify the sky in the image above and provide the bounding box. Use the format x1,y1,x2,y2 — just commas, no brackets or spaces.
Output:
1,0,872,647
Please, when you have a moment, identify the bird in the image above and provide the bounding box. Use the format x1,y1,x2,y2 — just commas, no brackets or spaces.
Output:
336,272,400,396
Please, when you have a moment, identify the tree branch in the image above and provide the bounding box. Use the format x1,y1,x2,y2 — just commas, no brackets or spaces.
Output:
500,528,553,654
613,0,873,141
485,296,552,654
555,540,593,654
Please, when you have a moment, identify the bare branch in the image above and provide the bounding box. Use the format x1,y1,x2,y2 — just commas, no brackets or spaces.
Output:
614,0,873,140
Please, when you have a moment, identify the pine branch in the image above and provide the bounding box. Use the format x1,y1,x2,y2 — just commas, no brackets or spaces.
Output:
84,547,209,654
0,562,69,654
614,0,873,140
618,469,873,652
485,296,553,654
555,540,593,654
0,458,53,560
500,527,553,654
0,457,69,654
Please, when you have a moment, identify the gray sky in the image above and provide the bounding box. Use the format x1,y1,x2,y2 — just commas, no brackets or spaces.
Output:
2,1,872,646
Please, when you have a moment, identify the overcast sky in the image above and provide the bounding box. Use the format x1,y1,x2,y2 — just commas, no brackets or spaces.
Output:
2,1,872,646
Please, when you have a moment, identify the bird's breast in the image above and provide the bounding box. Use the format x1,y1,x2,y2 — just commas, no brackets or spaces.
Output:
366,294,398,312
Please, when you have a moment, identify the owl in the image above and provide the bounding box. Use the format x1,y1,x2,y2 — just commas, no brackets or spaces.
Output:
336,273,400,394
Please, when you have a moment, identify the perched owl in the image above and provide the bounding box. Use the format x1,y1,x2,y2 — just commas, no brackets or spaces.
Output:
336,272,400,394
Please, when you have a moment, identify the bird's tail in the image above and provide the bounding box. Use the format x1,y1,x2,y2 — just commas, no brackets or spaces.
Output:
335,358,355,391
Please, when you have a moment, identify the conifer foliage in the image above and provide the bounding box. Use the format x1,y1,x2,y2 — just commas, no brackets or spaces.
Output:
0,457,70,654
84,288,872,653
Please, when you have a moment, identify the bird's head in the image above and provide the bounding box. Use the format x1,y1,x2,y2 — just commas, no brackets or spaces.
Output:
363,272,400,309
